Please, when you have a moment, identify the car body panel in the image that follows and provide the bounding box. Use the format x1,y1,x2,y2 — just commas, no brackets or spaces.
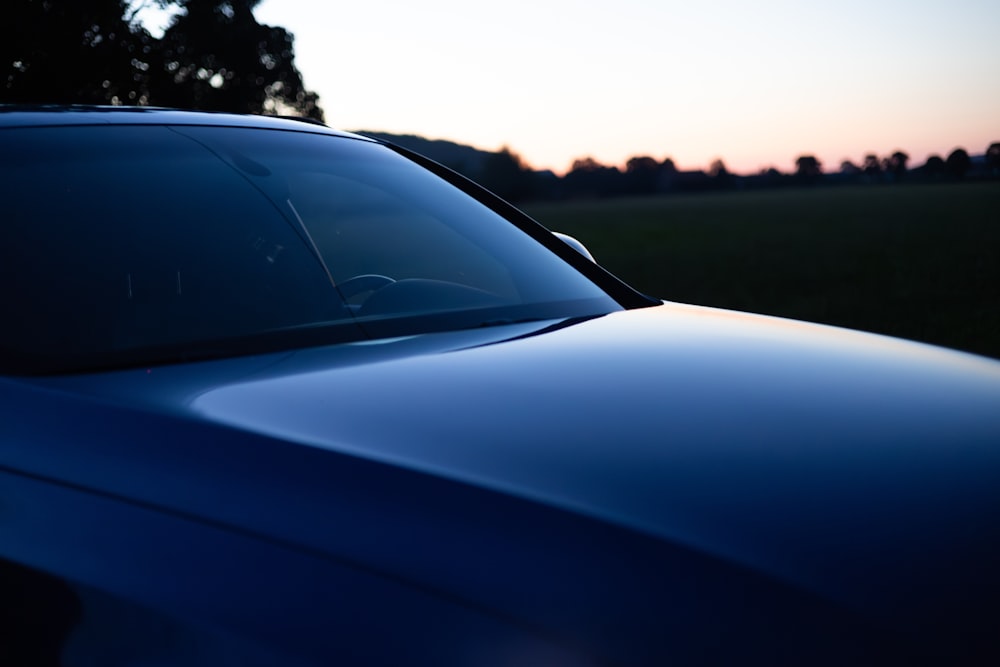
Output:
0,105,366,138
8,301,1000,663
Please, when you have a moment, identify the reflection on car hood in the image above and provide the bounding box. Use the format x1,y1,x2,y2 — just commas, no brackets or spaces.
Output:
12,301,1000,661
194,302,1000,602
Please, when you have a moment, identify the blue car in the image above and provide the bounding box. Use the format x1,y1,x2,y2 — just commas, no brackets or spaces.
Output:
2,106,999,666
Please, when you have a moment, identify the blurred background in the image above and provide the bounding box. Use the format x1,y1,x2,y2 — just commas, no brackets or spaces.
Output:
4,0,999,357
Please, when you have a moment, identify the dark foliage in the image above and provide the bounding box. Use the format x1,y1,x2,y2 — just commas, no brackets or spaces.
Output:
149,0,322,118
1,0,322,119
946,148,972,180
863,154,881,179
840,160,861,175
2,0,145,104
988,143,1000,173
478,147,539,202
623,156,660,195
563,157,625,199
795,155,822,184
914,155,946,181
888,151,909,178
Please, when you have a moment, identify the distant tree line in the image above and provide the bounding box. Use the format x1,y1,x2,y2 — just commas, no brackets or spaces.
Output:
539,144,1000,202
1,0,322,119
370,133,1000,204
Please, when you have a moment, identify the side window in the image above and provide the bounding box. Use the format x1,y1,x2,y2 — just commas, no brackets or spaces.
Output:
0,556,320,667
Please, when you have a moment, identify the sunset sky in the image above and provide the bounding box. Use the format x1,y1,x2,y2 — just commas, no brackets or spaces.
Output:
245,0,999,175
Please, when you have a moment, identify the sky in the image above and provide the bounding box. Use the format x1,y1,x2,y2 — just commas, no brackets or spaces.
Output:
239,1,1000,175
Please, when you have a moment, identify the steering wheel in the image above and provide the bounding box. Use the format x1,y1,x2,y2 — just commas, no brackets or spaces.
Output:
335,274,396,300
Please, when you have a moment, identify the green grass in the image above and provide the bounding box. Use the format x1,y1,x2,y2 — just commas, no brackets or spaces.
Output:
524,183,1000,359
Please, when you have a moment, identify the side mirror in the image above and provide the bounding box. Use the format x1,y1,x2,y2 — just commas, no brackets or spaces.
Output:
552,232,596,263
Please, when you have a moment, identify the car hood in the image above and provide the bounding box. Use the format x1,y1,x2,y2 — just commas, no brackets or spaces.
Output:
193,303,1000,604
12,302,1000,660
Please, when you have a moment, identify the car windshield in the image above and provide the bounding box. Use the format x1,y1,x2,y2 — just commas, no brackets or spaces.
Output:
0,123,624,374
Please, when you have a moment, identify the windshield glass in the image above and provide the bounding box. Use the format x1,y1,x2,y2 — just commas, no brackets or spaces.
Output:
0,124,621,374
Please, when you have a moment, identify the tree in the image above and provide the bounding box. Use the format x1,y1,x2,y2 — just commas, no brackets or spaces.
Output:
623,156,659,195
2,0,149,104
888,151,909,177
840,160,861,175
656,158,679,193
877,151,909,182
626,156,658,173
946,148,971,180
795,155,822,183
564,157,623,198
920,155,946,180
148,0,322,119
1,0,323,119
987,142,1000,175
479,147,535,203
758,167,785,187
795,155,822,175
569,157,604,173
862,154,881,176
708,158,734,189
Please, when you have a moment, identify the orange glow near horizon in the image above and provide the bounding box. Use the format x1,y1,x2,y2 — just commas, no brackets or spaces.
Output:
250,0,999,176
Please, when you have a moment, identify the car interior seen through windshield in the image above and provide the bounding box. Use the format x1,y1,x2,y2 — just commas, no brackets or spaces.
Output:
1,124,624,373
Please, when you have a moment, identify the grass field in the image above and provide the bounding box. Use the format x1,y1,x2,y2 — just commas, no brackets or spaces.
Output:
524,182,1000,359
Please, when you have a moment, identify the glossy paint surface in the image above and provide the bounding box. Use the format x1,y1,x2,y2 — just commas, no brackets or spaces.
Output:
192,303,1000,617
9,301,1000,664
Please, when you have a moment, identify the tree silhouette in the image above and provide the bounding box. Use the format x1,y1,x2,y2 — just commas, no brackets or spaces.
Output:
564,157,623,198
626,156,659,173
569,157,604,173
1,0,322,119
795,155,822,184
888,151,909,179
987,142,1000,175
148,0,322,119
862,154,881,176
920,155,946,180
478,147,535,202
946,148,971,180
624,156,660,195
840,160,861,175
656,158,679,193
795,155,821,176
708,159,735,189
2,0,147,104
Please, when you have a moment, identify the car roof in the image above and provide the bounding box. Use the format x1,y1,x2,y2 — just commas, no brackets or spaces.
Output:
0,104,372,141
